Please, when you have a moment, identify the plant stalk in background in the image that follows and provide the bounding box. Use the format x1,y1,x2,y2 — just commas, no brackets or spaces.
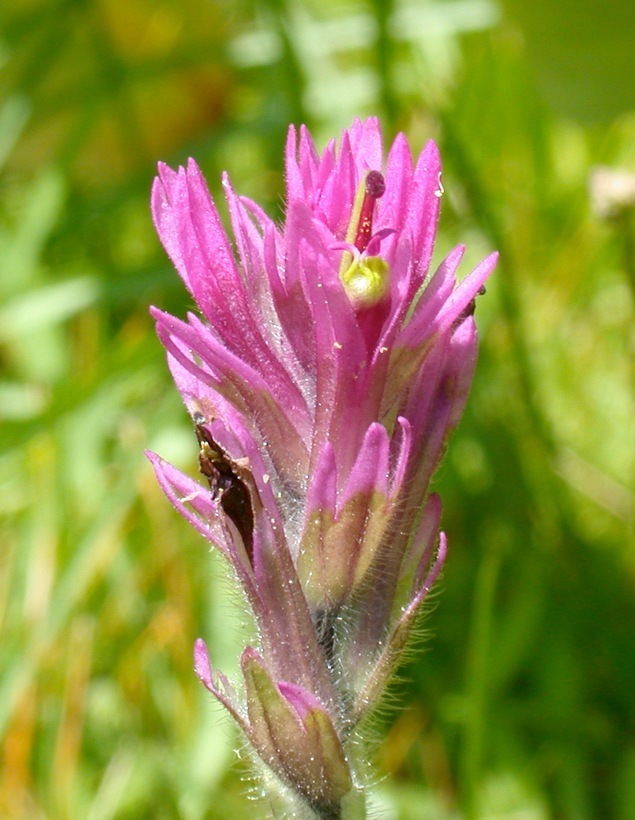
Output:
147,118,497,818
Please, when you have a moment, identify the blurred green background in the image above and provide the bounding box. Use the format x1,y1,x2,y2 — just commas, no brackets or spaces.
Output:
1,0,633,817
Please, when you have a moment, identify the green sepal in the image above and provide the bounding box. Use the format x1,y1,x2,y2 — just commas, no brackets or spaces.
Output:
242,649,353,809
298,488,389,608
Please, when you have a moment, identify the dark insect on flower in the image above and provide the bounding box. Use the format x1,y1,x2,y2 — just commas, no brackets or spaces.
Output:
456,283,487,325
194,420,254,558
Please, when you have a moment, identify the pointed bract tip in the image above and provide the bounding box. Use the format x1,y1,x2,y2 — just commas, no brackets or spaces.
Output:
194,638,213,687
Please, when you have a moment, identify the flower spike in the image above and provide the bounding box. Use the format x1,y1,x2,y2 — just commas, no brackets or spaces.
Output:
149,117,496,816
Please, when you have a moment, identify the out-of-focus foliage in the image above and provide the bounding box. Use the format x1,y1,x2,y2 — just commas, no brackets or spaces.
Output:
502,0,635,122
0,0,633,818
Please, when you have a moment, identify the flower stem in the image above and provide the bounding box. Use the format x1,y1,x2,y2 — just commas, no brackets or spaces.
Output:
315,802,342,819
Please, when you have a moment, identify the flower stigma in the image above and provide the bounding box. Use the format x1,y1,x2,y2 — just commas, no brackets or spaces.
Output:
338,170,391,310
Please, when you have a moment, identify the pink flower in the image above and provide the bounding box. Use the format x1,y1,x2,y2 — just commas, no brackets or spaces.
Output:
147,118,497,815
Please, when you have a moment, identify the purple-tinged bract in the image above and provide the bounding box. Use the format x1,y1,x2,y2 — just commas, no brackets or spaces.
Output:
147,118,497,816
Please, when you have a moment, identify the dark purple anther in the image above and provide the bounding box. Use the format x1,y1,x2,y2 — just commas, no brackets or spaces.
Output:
365,170,386,199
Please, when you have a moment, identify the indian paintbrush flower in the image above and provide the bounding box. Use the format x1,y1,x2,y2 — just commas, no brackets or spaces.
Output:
147,118,497,818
